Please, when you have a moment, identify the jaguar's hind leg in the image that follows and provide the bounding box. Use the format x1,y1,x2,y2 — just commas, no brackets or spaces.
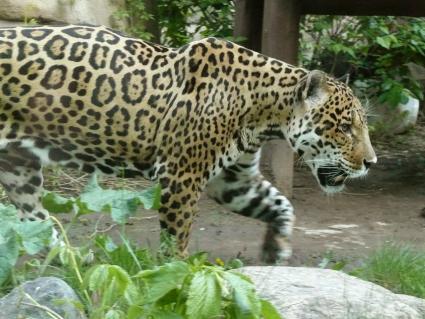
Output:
0,144,54,240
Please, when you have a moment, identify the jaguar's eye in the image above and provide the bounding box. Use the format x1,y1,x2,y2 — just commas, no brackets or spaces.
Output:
340,123,352,134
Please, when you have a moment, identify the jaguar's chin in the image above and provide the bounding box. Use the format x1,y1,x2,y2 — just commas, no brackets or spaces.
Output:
316,166,348,193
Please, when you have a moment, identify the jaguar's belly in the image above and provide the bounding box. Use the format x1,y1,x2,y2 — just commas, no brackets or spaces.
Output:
0,137,158,180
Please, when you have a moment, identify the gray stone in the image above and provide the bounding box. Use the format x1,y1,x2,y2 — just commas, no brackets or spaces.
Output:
0,0,126,28
0,276,86,319
0,20,23,27
370,96,420,134
241,266,425,319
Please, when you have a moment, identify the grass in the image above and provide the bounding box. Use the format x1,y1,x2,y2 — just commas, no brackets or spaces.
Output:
351,242,425,298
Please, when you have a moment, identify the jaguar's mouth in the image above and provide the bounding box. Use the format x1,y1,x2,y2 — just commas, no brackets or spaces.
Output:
317,166,348,187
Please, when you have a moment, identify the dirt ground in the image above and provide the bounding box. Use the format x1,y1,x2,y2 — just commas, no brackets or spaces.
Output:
40,118,425,267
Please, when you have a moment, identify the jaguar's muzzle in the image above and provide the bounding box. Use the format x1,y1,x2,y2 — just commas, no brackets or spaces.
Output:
317,166,348,187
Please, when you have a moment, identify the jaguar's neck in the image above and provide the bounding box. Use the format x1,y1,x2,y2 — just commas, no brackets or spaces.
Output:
235,48,307,147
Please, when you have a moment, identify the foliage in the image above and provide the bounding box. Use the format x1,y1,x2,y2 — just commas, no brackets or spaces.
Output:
300,16,425,107
42,174,161,224
0,204,52,286
0,175,280,318
351,243,425,298
316,250,347,271
81,249,280,318
82,252,275,318
114,0,154,40
157,0,235,46
115,0,235,46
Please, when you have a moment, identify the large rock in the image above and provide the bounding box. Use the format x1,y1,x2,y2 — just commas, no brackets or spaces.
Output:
370,96,420,134
241,266,425,319
0,0,126,28
0,276,86,319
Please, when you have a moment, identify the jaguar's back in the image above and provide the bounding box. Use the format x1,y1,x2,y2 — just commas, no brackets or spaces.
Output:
0,25,179,178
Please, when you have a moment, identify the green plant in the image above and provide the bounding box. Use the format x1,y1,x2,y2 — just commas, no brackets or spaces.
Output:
0,204,52,287
114,0,154,40
0,175,281,318
300,16,425,107
157,0,235,46
42,174,161,223
317,250,347,271
0,174,160,291
351,243,425,298
115,0,236,46
82,251,280,318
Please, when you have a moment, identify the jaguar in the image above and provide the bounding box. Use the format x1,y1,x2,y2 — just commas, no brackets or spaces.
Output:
0,24,376,263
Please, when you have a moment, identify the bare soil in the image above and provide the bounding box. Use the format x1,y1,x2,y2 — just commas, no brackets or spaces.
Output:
42,120,425,266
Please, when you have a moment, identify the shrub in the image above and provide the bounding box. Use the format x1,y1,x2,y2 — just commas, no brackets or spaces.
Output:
300,16,425,107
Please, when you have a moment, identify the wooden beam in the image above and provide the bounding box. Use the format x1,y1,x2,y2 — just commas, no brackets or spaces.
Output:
301,0,425,17
261,0,301,198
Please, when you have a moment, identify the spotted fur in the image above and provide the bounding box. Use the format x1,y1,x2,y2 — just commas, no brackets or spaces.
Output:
0,25,376,263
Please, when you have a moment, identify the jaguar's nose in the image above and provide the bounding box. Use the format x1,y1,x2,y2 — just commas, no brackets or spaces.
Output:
363,156,377,169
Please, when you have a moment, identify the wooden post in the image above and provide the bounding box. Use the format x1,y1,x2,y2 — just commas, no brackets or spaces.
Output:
233,0,264,52
261,0,301,198
144,0,161,44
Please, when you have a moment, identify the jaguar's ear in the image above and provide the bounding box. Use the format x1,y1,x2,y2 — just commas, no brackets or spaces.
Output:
297,70,330,109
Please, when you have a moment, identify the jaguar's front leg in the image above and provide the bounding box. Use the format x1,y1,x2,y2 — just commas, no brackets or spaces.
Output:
206,151,295,264
157,173,201,258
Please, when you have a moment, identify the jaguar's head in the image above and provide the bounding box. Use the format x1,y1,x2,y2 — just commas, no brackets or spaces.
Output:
287,70,377,193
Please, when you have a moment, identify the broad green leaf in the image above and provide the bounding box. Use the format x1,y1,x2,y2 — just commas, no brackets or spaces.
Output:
186,270,222,319
136,261,190,303
0,230,19,285
79,175,161,224
260,300,282,319
376,36,390,49
127,305,144,319
85,264,134,309
155,288,179,306
0,204,19,225
124,282,141,305
223,271,261,319
85,264,131,294
59,246,74,266
42,192,75,214
0,204,20,285
14,220,53,255
83,173,101,193
379,25,389,33
108,264,132,291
